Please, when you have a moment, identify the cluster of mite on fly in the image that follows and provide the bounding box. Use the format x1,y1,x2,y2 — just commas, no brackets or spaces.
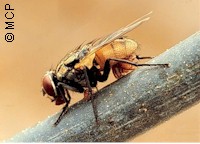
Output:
41,11,169,126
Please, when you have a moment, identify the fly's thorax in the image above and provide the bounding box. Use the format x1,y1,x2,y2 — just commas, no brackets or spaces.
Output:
56,62,87,86
74,53,95,70
56,52,79,81
77,46,90,59
56,62,68,81
95,38,138,70
56,64,74,81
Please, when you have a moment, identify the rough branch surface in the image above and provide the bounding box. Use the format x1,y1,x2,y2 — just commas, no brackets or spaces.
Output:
6,32,200,142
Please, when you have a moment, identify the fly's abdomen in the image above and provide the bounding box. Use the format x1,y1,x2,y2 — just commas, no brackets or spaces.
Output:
95,38,138,70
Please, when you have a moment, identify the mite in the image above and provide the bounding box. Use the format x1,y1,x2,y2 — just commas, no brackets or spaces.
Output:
41,12,168,126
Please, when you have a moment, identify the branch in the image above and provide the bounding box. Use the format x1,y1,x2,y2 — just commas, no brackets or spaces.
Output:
6,32,200,142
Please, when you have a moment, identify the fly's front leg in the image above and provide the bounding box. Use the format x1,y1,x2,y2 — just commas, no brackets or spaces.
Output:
54,83,71,126
83,67,99,124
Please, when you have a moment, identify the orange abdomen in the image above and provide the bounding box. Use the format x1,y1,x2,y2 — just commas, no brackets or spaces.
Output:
95,38,138,70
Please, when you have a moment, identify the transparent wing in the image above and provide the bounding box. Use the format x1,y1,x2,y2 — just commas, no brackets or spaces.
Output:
84,11,152,59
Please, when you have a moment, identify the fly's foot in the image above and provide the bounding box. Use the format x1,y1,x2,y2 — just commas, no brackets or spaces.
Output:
160,63,170,68
150,63,170,68
53,105,68,126
53,119,60,126
53,115,64,126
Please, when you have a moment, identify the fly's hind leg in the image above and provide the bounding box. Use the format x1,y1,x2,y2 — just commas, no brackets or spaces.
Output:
136,55,154,60
112,55,159,79
94,56,168,82
108,58,169,68
110,57,169,79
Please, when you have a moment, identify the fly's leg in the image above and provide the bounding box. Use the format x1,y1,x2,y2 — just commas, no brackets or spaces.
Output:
95,56,168,81
83,67,99,124
136,55,154,60
95,59,111,82
112,55,161,79
54,83,71,126
85,58,168,124
108,58,169,67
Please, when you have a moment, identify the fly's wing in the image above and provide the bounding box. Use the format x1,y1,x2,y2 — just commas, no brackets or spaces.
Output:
84,11,152,59
75,11,152,69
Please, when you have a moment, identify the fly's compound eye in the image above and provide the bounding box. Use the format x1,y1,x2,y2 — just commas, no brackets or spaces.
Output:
42,71,58,96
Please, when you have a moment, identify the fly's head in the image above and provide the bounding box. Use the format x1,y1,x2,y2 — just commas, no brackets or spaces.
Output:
42,71,65,105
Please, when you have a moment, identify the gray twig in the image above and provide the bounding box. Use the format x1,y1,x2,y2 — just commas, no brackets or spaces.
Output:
5,32,200,142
